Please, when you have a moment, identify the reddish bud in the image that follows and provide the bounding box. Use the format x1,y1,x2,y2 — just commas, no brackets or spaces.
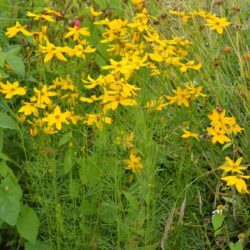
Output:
74,17,80,28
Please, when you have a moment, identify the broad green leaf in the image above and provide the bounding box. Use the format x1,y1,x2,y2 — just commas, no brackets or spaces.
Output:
80,200,97,215
0,152,16,165
69,179,79,199
107,0,124,16
0,218,4,228
93,0,107,8
64,149,73,174
0,68,9,78
79,3,89,16
79,158,102,187
214,228,222,237
0,152,12,162
25,241,51,250
212,213,225,231
0,161,15,178
147,1,158,16
0,112,19,130
17,205,39,243
96,54,107,67
58,132,72,147
99,202,118,223
137,207,146,226
0,161,9,177
6,46,21,56
6,54,25,77
229,241,243,250
0,176,22,226
123,191,139,209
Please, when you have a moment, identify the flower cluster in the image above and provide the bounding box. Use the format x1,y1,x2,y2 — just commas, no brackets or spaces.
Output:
220,157,250,194
207,109,243,144
116,132,143,174
169,9,231,34
145,81,206,111
166,81,206,107
3,2,246,196
3,5,215,137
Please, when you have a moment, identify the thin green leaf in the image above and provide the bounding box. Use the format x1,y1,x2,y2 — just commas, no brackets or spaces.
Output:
58,132,72,147
64,149,73,174
0,52,5,68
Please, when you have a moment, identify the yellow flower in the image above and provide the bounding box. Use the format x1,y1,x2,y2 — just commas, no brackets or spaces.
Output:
185,82,206,98
27,118,43,136
32,26,48,43
208,109,234,128
71,44,85,58
102,58,133,78
67,112,82,125
83,45,96,53
181,129,199,140
89,6,103,17
221,175,250,194
205,17,230,34
18,102,39,116
26,11,55,22
101,89,137,111
60,92,79,106
39,42,68,63
220,157,247,174
5,21,32,38
43,7,63,17
168,10,191,24
207,126,231,144
94,18,110,25
84,113,112,129
115,131,134,149
166,87,191,107
42,106,70,130
227,119,244,135
145,97,167,111
189,10,213,19
179,61,202,72
64,26,90,41
17,115,27,123
99,19,128,43
80,95,99,103
53,75,75,91
0,81,26,99
43,127,58,135
128,19,149,32
131,0,145,9
33,85,57,107
29,126,38,137
124,148,143,174
82,75,105,89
